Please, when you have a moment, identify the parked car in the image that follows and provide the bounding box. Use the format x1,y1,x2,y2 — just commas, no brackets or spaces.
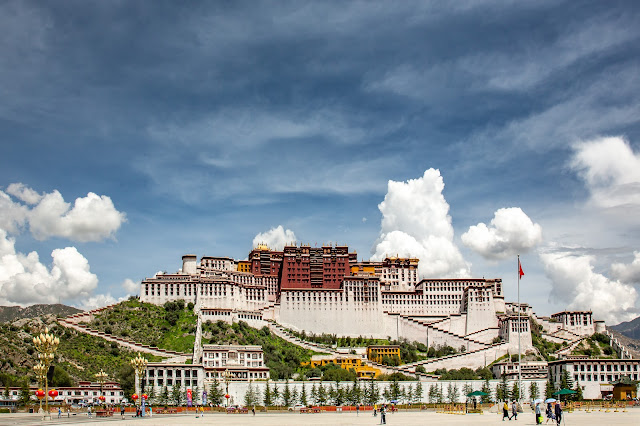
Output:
288,404,305,412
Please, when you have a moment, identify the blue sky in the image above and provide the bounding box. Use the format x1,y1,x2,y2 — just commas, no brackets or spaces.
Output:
1,1,640,324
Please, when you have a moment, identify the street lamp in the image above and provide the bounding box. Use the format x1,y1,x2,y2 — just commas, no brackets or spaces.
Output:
223,369,232,407
129,354,148,413
33,363,46,414
95,370,108,406
32,327,60,420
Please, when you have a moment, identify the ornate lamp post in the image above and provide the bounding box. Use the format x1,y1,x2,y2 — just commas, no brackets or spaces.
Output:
33,363,46,414
32,327,60,420
129,354,147,413
94,370,108,406
223,369,232,407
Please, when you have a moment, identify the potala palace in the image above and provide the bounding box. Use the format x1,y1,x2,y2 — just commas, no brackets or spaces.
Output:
140,244,610,374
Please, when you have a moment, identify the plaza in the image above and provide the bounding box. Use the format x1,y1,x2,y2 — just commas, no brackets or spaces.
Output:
1,408,639,426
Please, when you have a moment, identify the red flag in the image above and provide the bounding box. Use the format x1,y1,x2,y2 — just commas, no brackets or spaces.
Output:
518,260,524,278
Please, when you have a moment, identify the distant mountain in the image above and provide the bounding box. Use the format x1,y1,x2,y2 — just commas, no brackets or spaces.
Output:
610,316,640,340
0,304,83,322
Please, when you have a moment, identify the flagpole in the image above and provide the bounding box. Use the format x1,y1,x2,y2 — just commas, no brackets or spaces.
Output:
517,254,521,405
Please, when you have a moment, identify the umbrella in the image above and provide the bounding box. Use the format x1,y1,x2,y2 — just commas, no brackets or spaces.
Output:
467,390,489,397
544,398,556,403
553,389,576,396
533,399,543,404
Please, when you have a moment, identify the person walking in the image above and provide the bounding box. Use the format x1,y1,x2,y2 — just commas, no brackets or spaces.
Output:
502,401,509,421
120,405,125,419
554,402,562,426
535,403,542,424
545,402,554,424
88,406,92,417
373,404,377,417
252,405,255,416
510,400,518,420
380,404,386,425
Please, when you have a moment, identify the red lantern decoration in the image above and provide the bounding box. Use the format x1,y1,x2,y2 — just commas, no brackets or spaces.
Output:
132,394,139,401
35,389,45,399
48,389,58,398
142,394,148,400
225,394,230,399
99,395,106,402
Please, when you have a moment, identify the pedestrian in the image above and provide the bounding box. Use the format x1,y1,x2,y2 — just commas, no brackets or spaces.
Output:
150,406,153,417
121,405,125,419
67,407,70,418
535,403,542,425
510,400,518,420
554,402,562,426
196,405,199,418
252,405,255,416
502,401,509,421
373,403,377,417
356,403,359,416
545,402,554,424
380,404,386,425
473,398,477,411
88,406,92,417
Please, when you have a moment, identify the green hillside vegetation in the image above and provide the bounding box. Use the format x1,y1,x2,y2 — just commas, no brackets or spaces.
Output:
571,333,616,357
86,299,320,379
0,319,159,398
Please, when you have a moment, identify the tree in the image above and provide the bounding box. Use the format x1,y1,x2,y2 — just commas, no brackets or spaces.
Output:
447,383,458,403
244,382,260,407
116,364,135,400
50,366,73,387
497,376,508,401
414,381,423,404
560,370,573,391
390,375,401,400
282,381,293,407
574,380,583,401
404,384,414,404
263,381,273,407
462,383,473,401
529,382,539,401
316,383,327,406
545,376,555,399
171,382,182,406
159,386,169,406
147,384,156,406
272,383,280,406
428,384,438,404
365,380,379,406
209,380,224,406
331,382,345,406
299,382,308,406
19,380,31,406
510,382,520,401
310,383,317,405
481,379,492,403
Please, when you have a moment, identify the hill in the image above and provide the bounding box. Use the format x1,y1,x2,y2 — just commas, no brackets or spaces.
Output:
609,315,640,340
0,304,82,323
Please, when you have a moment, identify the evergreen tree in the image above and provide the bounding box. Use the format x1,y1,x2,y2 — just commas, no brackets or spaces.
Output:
147,384,156,405
382,386,391,402
160,386,169,406
462,383,473,401
529,382,539,401
300,382,309,407
365,380,379,406
317,383,327,406
428,384,437,403
331,382,345,406
437,384,444,403
283,381,293,407
497,376,508,401
3,384,9,399
192,385,200,405
390,376,401,400
310,383,317,405
263,381,273,407
446,383,456,403
481,379,492,403
171,382,182,406
545,376,555,399
415,381,423,404
291,387,299,406
18,379,30,406
575,380,583,401
272,384,280,406
510,382,520,401
244,383,259,407
208,380,224,406
560,370,573,390
405,384,414,404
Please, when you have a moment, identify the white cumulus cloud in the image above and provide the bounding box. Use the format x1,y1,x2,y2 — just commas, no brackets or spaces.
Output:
571,136,640,208
371,169,470,278
0,184,126,242
252,225,297,251
540,250,638,324
121,278,139,294
611,252,640,284
462,207,543,260
6,182,43,205
78,293,127,311
0,229,99,306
